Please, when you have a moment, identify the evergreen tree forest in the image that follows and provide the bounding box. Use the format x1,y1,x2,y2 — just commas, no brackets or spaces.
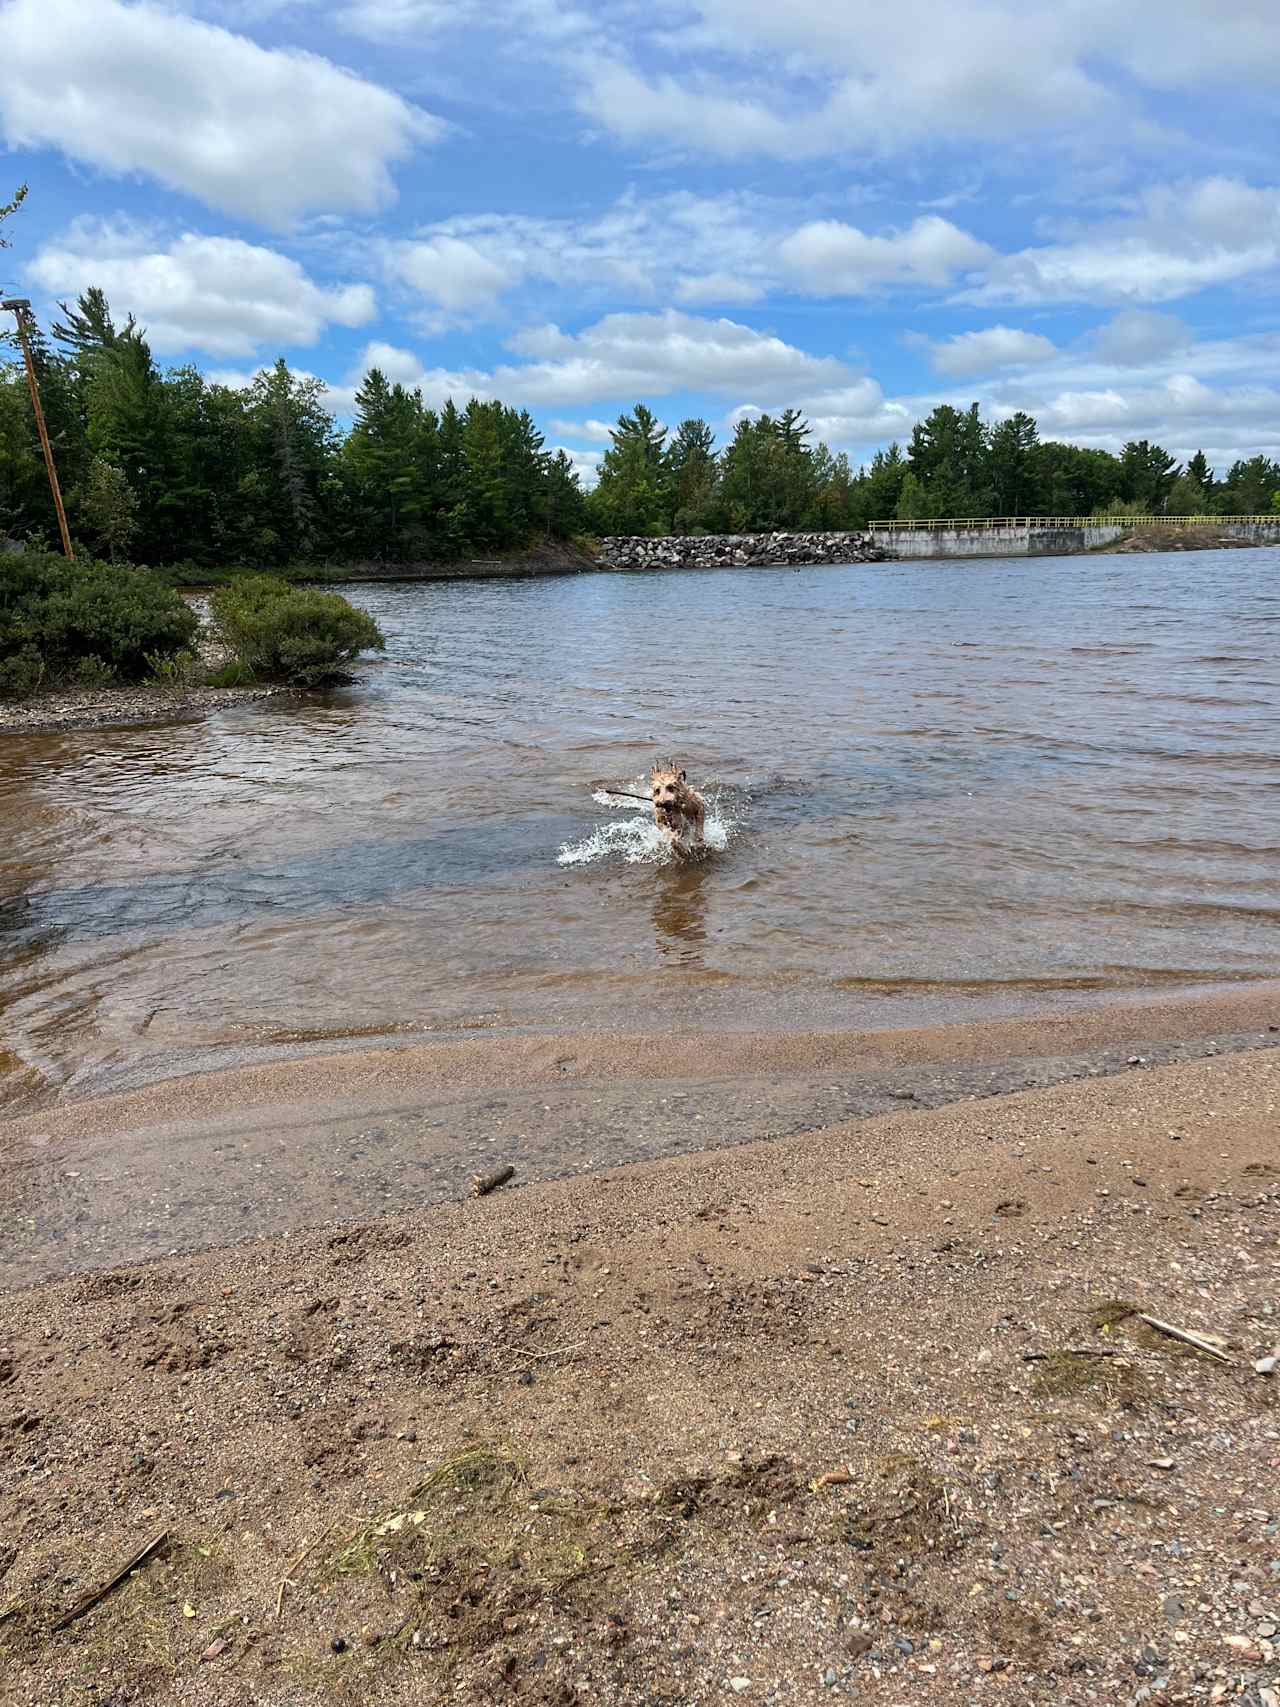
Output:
0,285,590,569
589,402,1280,538
3,277,1278,565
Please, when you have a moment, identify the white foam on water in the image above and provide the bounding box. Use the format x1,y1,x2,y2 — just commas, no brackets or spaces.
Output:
558,781,736,867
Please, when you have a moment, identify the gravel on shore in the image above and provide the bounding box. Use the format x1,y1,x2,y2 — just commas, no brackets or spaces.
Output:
0,681,284,735
2,1041,1277,1707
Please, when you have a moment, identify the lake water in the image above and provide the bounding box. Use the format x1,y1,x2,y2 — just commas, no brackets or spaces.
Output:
2,548,1278,1109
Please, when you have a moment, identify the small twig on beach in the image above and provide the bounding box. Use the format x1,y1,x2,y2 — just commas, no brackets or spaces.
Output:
471,1163,515,1198
1023,1347,1122,1361
510,1341,587,1362
1138,1313,1233,1365
52,1530,169,1632
276,1523,336,1621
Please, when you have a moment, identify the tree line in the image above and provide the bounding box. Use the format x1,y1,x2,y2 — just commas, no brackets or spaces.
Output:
589,401,1280,537
0,287,590,568
3,285,1278,564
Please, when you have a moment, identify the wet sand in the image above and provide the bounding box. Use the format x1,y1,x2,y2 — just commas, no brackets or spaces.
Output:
3,982,1277,1287
1,1018,1277,1705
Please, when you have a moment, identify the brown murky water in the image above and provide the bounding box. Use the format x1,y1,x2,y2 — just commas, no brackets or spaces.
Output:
2,548,1278,1110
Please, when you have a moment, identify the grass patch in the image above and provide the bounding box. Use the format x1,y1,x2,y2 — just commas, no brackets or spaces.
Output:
1031,1349,1150,1407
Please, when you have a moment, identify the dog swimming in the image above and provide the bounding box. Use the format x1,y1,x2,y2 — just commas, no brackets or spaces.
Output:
557,766,736,867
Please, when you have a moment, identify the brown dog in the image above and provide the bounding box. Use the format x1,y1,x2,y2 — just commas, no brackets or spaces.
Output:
650,761,706,857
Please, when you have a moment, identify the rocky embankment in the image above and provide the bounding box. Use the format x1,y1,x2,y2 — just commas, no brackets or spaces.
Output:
595,530,890,570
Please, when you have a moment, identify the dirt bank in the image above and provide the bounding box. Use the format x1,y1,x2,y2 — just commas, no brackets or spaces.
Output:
340,540,596,581
2,1031,1278,1705
1096,525,1265,553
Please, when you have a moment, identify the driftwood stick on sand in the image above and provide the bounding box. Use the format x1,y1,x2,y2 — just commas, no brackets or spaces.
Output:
276,1524,335,1620
1138,1313,1233,1364
52,1530,169,1632
472,1164,516,1198
511,1341,587,1362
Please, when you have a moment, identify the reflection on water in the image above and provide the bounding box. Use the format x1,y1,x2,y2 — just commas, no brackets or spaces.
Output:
2,547,1279,1106
652,862,713,965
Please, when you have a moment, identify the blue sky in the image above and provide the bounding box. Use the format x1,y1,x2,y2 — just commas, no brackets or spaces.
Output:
2,0,1279,483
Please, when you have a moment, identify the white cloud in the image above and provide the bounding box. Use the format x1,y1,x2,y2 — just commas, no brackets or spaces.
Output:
924,326,1058,377
779,216,993,294
965,177,1280,306
549,418,616,442
1090,310,1191,366
28,222,376,357
0,0,440,226
495,310,847,406
675,273,766,307
377,192,778,321
791,378,919,453
563,0,1280,162
346,340,496,410
381,234,522,315
549,443,602,488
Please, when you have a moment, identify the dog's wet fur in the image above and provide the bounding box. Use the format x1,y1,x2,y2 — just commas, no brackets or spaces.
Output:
650,761,707,858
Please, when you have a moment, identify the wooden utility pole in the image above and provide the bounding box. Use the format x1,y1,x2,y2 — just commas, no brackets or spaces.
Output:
1,297,74,559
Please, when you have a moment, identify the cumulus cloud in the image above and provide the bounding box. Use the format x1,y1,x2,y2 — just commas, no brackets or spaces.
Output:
779,217,994,294
675,273,766,307
381,235,522,316
923,326,1059,377
1090,310,1192,366
378,193,777,321
549,443,603,487
28,223,376,357
496,310,847,405
562,0,1279,162
363,180,1280,335
0,0,439,226
549,418,616,442
963,177,1280,306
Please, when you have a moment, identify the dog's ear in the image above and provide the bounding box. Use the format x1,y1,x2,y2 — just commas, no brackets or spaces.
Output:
679,769,686,782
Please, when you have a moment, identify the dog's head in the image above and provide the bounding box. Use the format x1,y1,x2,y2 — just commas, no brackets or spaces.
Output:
650,760,687,811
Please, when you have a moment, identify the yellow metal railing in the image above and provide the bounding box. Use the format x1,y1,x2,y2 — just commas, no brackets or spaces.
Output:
868,514,1277,532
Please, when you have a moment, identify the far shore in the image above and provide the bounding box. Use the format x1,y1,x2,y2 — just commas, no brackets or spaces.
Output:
4,526,1272,735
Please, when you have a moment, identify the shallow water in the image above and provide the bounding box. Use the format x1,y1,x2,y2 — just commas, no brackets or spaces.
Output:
2,548,1279,1107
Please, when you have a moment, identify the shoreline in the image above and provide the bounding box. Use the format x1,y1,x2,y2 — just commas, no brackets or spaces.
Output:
1,1037,1276,1704
0,679,287,736
4,980,1278,1289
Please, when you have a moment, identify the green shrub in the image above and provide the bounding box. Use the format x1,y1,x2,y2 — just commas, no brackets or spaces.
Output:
0,550,198,700
209,574,384,688
145,648,200,691
0,646,44,700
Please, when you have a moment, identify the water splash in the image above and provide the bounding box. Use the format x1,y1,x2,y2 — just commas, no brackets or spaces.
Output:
558,780,736,867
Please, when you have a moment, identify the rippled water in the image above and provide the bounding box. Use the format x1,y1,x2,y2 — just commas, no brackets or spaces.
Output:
2,548,1278,1107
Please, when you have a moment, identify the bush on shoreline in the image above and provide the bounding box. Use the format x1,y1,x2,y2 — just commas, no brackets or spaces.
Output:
209,575,385,688
0,550,198,700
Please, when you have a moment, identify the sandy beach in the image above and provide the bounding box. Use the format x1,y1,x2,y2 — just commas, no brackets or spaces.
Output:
2,991,1278,1706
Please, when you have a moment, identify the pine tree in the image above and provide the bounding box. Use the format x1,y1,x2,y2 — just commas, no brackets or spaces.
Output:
665,419,718,531
78,456,140,560
985,412,1041,515
590,404,669,536
1117,440,1180,511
